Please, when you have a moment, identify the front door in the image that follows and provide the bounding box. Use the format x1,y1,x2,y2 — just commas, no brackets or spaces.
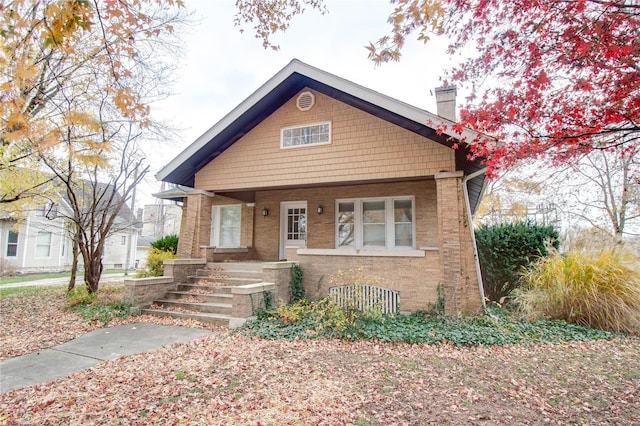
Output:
279,201,307,260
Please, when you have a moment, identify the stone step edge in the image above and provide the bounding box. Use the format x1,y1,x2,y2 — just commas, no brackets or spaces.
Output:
154,299,232,309
167,291,233,298
141,308,230,322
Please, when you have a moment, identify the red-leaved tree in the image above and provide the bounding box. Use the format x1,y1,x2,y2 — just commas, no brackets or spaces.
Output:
367,0,640,174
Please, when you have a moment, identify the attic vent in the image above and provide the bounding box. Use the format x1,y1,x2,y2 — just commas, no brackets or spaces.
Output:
296,91,315,111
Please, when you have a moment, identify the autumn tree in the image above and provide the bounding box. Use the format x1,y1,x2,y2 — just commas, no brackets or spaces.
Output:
1,0,186,204
235,0,639,173
476,145,639,244
1,0,186,291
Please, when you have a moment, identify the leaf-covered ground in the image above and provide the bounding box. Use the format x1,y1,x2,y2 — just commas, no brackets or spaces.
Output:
1,285,639,425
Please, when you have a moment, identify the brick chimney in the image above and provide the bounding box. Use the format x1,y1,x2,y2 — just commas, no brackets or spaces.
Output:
435,86,457,121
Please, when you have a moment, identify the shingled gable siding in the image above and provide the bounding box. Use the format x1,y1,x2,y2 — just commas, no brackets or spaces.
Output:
194,90,455,191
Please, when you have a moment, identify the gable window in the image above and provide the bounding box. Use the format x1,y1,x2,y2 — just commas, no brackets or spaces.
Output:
336,197,415,250
35,231,52,257
211,205,241,247
121,235,127,245
6,230,18,257
281,122,331,148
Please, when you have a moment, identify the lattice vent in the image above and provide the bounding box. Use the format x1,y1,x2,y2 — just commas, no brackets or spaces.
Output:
296,91,315,111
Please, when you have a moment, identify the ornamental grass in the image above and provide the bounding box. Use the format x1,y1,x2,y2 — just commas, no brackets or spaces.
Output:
518,248,640,335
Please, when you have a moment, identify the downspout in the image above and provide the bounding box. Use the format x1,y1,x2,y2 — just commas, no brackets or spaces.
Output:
462,168,487,310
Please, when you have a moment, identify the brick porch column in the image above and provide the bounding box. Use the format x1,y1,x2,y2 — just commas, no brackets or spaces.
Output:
435,171,482,314
177,191,212,258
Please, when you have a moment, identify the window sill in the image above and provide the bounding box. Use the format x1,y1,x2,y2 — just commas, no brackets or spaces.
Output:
296,248,426,258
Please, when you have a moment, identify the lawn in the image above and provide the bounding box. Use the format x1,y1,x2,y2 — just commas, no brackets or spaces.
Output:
1,286,638,425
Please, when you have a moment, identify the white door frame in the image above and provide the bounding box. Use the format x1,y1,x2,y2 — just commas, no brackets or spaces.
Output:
279,201,307,260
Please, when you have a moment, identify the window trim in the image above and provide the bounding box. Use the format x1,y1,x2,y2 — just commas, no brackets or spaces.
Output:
35,231,52,258
280,121,332,149
6,230,18,257
210,204,242,248
335,196,416,250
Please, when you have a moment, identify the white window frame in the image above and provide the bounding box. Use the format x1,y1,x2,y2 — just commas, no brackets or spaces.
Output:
335,196,416,250
281,121,331,149
121,235,127,245
6,230,18,257
210,204,242,247
35,231,52,258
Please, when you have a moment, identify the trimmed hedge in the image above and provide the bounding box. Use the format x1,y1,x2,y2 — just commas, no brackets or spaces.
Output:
150,234,178,254
475,221,559,302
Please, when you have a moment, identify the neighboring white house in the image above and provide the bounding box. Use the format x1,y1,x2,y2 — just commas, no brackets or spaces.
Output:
134,200,183,269
0,196,138,276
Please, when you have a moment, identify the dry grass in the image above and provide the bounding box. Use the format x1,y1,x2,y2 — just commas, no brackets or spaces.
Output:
519,248,640,334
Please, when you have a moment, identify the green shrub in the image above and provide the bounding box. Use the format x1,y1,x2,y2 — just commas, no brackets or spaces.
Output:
150,234,179,254
475,221,559,302
518,248,640,334
137,247,176,277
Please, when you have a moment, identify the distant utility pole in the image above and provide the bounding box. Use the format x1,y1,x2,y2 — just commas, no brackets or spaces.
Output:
124,166,138,275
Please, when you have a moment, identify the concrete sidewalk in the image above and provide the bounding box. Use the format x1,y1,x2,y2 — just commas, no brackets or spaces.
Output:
0,323,214,392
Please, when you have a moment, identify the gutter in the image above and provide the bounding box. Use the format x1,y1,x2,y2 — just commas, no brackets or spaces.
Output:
462,168,488,310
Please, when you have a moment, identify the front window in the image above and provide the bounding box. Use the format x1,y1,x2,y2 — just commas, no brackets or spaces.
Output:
337,202,355,247
35,231,52,257
6,230,18,257
336,197,415,250
211,205,241,247
281,122,331,148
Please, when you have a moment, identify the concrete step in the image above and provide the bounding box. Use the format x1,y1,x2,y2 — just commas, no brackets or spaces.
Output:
177,284,233,294
141,308,230,326
206,262,263,273
189,276,263,286
195,269,263,280
165,290,233,304
153,299,232,315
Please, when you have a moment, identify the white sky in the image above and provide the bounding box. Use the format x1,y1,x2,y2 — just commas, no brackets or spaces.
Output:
140,0,457,203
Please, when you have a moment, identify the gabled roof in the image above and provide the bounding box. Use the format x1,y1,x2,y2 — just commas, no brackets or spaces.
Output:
156,59,486,211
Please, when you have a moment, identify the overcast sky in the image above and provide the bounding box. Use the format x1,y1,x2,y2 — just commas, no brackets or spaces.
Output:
141,0,457,203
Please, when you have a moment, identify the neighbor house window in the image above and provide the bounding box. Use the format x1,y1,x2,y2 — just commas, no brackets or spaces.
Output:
281,122,331,148
6,230,18,257
336,197,415,250
121,235,127,245
211,205,241,247
35,202,57,219
35,231,52,257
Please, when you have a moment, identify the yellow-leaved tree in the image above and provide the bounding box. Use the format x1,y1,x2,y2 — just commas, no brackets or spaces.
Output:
1,0,188,292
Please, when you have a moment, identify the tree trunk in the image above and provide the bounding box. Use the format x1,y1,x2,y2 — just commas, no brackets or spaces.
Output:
68,234,79,292
84,254,104,294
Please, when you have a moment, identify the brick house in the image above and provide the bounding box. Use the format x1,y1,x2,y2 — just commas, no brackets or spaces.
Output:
156,59,487,314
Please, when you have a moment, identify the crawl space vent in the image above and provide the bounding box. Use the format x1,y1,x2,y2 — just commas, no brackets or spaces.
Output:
296,91,315,111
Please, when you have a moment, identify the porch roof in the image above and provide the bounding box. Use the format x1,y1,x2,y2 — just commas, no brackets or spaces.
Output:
156,59,487,213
